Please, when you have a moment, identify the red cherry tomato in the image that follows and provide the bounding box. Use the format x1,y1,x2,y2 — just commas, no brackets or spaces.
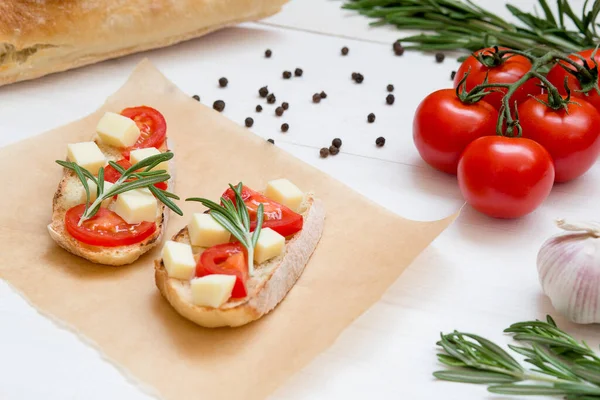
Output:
546,49,600,112
457,136,555,219
103,158,168,191
196,243,248,298
454,47,541,110
413,88,499,174
120,106,167,158
64,204,157,247
222,185,303,237
518,95,600,182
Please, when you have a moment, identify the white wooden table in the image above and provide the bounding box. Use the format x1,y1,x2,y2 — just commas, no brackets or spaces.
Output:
1,1,598,399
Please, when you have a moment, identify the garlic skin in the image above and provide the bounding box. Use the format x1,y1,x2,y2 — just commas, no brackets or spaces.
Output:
537,219,600,324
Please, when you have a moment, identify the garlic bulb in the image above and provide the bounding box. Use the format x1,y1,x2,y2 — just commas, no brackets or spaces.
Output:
537,218,600,324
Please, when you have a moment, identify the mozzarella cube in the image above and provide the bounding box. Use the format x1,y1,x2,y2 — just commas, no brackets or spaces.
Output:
162,241,196,280
112,188,157,224
129,148,169,172
96,112,140,148
254,228,285,264
79,179,114,206
66,142,106,175
188,213,231,247
265,178,304,212
190,274,236,308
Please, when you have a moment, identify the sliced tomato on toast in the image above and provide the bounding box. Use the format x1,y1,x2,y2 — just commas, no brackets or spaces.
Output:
120,106,167,158
195,243,249,298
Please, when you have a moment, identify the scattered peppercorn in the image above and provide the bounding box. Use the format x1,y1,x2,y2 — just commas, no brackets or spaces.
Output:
320,148,329,158
351,72,358,80
245,117,254,127
435,52,445,63
213,100,225,112
218,77,228,87
281,123,289,132
192,94,200,101
256,105,263,112
387,84,394,92
294,68,303,77
282,102,289,110
265,49,272,58
341,46,349,55
329,145,340,155
283,71,292,79
267,93,276,104
393,41,405,56
367,113,376,123
386,94,395,105
376,137,386,147
267,138,275,144
275,106,284,116
259,86,269,98
451,70,456,80
320,91,327,99
354,73,364,83
332,138,342,148
312,93,321,103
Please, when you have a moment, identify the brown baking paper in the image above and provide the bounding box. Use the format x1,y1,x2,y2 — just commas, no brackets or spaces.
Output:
0,60,458,400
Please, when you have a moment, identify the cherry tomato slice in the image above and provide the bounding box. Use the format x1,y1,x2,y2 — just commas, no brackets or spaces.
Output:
222,185,303,237
64,204,157,247
196,243,248,298
103,158,168,190
120,106,167,158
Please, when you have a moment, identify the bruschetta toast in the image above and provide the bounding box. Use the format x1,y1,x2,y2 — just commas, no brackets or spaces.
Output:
48,106,182,266
154,179,325,328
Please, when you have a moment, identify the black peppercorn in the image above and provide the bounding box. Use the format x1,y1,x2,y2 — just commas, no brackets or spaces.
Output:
218,77,228,87
282,102,289,110
341,46,349,56
393,41,405,56
354,73,364,83
387,84,394,92
267,138,275,144
319,148,329,158
367,113,375,123
451,70,456,80
312,93,321,103
329,145,340,155
376,137,386,147
256,105,263,112
259,86,269,98
281,123,289,132
320,91,327,99
332,138,342,148
351,72,358,80
275,107,284,116
265,49,272,58
245,117,254,127
192,94,200,101
294,68,303,77
283,71,292,79
435,52,445,63
213,100,225,112
386,94,395,105
267,93,276,104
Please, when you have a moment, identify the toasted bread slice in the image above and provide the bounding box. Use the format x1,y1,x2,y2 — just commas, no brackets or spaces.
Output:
155,194,325,328
47,138,174,266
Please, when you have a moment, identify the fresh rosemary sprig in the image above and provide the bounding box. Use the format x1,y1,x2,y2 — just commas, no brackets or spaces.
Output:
434,315,600,397
186,183,264,276
56,151,182,225
343,0,600,57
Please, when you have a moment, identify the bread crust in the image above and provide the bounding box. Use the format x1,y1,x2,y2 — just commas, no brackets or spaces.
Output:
47,137,175,266
0,0,288,86
155,196,325,328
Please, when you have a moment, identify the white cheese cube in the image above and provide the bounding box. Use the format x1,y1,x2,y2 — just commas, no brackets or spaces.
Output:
66,142,106,175
254,227,285,264
188,213,231,247
112,188,157,224
265,178,304,212
96,112,140,148
162,241,196,280
129,147,169,172
79,179,114,206
190,274,236,308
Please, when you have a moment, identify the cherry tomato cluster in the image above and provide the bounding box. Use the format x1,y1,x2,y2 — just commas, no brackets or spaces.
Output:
413,47,600,219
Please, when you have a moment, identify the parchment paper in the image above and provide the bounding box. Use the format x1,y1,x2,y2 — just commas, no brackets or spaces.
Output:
0,60,458,400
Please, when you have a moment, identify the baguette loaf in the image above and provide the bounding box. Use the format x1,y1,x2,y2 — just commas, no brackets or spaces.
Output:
0,0,288,86
155,194,325,328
